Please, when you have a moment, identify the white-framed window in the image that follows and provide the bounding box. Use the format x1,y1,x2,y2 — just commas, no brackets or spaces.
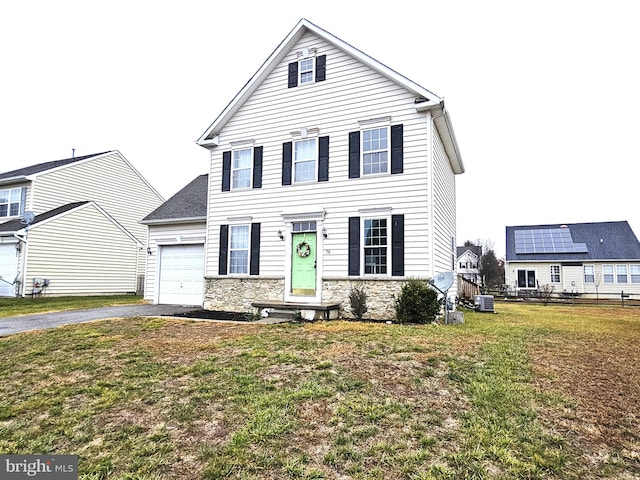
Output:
294,138,317,183
517,269,536,288
631,265,640,283
550,265,560,283
603,265,614,284
616,264,628,283
229,225,249,274
363,218,388,275
584,265,595,283
0,187,23,218
299,58,315,84
362,126,389,175
232,148,252,189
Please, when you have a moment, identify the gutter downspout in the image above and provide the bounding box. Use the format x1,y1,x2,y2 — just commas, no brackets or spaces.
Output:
13,233,27,297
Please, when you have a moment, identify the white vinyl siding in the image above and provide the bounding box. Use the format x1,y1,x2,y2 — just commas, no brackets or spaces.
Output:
204,32,458,287
144,222,206,303
21,203,139,296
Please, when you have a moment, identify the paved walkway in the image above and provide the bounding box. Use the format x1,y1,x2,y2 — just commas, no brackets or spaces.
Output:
0,304,202,336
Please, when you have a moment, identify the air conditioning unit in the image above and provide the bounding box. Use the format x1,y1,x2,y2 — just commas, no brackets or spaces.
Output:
474,294,495,313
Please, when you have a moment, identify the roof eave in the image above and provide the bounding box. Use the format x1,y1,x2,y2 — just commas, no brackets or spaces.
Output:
0,175,30,186
141,216,207,226
418,102,464,174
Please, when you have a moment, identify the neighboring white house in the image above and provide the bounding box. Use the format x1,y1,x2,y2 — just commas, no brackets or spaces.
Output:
182,18,465,319
457,245,482,285
505,221,640,299
0,151,164,297
142,174,208,306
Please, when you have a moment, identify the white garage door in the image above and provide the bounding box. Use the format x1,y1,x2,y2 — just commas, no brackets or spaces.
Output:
158,244,204,305
0,243,18,297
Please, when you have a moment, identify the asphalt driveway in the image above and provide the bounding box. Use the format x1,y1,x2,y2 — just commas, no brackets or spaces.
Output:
0,304,203,336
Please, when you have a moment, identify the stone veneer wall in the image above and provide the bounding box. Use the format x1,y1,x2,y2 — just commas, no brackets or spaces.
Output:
322,278,407,320
204,277,415,320
204,277,284,313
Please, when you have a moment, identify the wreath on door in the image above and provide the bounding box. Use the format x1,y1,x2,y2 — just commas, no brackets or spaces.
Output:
296,240,311,258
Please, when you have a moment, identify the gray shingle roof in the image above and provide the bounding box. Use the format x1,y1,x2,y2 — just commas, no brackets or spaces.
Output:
0,152,111,180
0,202,89,233
141,174,208,224
457,245,482,258
506,221,640,261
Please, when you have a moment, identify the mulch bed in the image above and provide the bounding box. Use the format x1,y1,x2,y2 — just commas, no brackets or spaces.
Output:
169,310,251,321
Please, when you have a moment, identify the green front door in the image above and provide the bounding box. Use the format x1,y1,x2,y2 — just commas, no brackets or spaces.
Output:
291,232,316,296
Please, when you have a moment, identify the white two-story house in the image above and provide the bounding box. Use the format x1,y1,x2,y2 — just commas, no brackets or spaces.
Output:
182,19,465,319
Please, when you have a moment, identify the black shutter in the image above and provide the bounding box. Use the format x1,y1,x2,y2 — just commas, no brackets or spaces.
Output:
391,214,404,276
288,62,298,88
219,225,229,275
318,136,329,182
253,146,263,189
250,223,260,275
348,131,360,178
19,187,26,216
222,151,231,192
282,142,292,185
315,55,326,82
391,124,404,174
348,217,360,276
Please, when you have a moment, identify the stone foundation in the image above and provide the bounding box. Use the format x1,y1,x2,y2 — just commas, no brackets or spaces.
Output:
204,277,284,313
204,276,410,320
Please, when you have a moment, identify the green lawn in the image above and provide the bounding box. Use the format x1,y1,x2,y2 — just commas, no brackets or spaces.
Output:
0,295,145,318
0,302,638,479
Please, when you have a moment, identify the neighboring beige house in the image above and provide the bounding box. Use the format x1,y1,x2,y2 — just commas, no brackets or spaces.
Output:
180,19,465,319
0,151,164,297
505,221,640,299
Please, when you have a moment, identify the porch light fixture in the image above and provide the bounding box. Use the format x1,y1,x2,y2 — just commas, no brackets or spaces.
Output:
322,226,327,238
278,230,284,240
16,242,21,253
147,247,152,255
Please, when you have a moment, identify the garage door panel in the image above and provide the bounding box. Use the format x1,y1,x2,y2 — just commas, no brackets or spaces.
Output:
0,244,18,297
158,244,204,305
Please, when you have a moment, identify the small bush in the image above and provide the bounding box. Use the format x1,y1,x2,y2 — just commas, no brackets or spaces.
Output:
348,284,368,321
394,278,440,324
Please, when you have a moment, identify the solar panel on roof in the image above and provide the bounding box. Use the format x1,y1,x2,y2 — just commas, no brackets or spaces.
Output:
514,228,588,254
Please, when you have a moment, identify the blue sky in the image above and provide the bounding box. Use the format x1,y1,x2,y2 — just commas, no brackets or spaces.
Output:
2,0,638,257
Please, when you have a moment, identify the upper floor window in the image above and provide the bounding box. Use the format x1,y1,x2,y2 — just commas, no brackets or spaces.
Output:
349,123,403,179
299,58,314,84
232,148,252,189
550,265,560,283
362,127,389,175
294,138,317,183
288,54,326,88
0,187,24,218
222,146,263,192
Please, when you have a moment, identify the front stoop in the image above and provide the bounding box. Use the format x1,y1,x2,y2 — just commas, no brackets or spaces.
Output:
252,301,342,321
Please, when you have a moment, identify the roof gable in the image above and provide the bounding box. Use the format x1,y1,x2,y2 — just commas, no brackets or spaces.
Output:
195,19,463,173
0,202,89,233
505,221,640,262
142,174,208,224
